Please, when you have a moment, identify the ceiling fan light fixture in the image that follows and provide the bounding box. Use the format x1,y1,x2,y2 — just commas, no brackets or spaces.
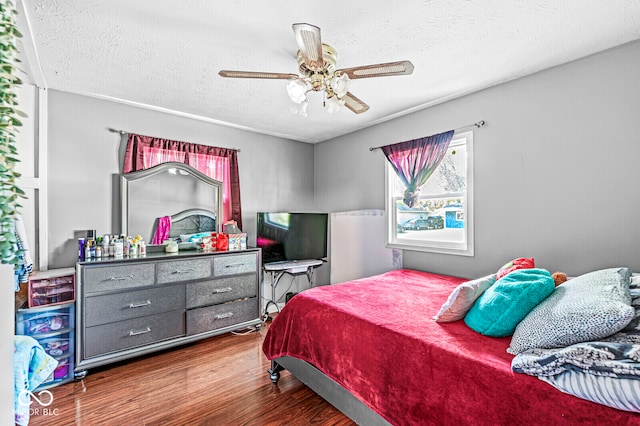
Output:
325,94,345,114
286,79,309,104
330,73,351,98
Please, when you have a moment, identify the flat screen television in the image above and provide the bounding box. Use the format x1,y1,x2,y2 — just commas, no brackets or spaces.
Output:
256,212,328,264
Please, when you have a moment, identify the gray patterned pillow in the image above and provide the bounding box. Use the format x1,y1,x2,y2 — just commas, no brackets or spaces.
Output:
507,267,634,354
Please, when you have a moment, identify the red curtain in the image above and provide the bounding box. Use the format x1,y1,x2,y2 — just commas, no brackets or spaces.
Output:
123,134,242,229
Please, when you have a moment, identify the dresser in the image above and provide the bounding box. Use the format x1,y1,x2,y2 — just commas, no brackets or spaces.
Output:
75,249,261,378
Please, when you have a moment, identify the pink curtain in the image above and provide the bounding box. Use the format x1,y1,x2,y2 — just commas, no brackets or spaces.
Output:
381,130,454,208
123,134,242,229
185,152,231,223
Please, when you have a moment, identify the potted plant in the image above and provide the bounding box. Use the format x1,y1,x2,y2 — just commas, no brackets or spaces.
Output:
0,0,25,265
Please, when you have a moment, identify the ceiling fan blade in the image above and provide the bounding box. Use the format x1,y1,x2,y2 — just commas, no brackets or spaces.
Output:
292,23,324,71
337,60,415,79
341,92,370,114
218,70,298,80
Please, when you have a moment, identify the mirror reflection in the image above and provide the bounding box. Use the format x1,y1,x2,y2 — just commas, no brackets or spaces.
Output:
121,162,222,244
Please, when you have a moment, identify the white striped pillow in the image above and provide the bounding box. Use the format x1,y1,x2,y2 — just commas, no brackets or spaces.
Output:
540,372,640,412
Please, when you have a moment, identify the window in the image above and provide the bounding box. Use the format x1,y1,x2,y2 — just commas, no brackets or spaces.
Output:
386,131,474,255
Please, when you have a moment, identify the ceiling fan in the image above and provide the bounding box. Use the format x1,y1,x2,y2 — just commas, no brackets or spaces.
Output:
219,23,414,115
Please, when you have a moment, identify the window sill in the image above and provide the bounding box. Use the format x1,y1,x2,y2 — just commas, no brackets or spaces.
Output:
387,241,474,257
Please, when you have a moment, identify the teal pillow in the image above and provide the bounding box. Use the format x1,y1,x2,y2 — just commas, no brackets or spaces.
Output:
464,268,555,337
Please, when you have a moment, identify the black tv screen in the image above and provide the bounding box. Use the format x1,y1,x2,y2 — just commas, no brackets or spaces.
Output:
256,212,328,264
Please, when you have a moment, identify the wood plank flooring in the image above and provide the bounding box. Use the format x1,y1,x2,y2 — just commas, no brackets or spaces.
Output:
29,320,354,426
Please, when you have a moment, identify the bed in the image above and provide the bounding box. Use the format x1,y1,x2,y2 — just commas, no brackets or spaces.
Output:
262,268,640,425
150,208,217,249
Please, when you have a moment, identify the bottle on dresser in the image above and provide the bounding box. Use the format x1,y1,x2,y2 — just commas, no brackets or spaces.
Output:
114,238,124,257
78,238,85,260
84,240,92,259
103,234,110,257
95,237,103,258
78,232,147,260
130,239,138,256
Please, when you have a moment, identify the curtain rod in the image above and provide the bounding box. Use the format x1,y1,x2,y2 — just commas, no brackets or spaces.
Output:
368,120,486,151
108,128,241,152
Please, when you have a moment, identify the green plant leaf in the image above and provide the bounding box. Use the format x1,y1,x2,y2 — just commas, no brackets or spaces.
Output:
0,0,24,265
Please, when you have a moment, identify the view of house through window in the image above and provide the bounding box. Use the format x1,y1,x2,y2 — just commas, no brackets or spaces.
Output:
386,131,474,255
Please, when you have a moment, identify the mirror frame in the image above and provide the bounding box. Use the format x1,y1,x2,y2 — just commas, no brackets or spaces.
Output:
120,162,223,238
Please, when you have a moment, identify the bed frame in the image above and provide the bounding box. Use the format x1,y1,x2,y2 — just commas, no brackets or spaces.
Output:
148,208,217,250
269,357,391,426
168,208,217,238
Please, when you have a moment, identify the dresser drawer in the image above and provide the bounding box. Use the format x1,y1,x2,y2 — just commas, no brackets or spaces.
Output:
186,275,257,309
186,297,258,336
156,258,211,284
82,263,155,294
84,310,185,358
213,253,257,277
84,285,185,327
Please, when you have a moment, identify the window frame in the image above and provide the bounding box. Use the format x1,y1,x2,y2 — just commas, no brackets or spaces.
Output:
385,130,474,256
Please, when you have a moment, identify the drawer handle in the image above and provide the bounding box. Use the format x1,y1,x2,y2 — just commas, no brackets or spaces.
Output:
129,300,151,308
215,312,234,320
110,275,133,281
212,287,233,294
172,268,196,274
224,263,243,268
129,327,151,336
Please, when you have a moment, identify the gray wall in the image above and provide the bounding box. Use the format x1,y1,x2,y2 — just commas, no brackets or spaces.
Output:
315,40,640,279
47,90,315,268
45,40,640,279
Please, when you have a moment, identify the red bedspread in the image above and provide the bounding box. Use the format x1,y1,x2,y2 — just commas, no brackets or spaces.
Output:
262,269,640,425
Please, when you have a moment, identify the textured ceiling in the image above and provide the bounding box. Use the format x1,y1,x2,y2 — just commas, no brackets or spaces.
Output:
18,0,640,143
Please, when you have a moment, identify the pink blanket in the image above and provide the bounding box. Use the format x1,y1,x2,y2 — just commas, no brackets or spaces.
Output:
151,215,171,244
262,269,640,425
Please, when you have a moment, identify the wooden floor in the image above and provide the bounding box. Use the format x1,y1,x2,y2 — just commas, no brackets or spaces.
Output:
30,320,354,426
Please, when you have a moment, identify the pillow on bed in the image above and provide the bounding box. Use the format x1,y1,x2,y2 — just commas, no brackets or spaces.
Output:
507,267,634,354
496,257,535,280
464,268,555,337
433,274,497,322
540,371,640,413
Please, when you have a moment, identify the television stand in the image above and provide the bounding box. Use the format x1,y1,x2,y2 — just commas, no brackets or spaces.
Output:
263,259,324,317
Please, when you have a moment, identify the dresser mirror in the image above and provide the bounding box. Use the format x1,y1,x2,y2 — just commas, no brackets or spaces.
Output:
121,162,223,243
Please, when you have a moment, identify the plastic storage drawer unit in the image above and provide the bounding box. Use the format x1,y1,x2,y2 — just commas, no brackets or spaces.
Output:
28,267,76,308
16,302,75,390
